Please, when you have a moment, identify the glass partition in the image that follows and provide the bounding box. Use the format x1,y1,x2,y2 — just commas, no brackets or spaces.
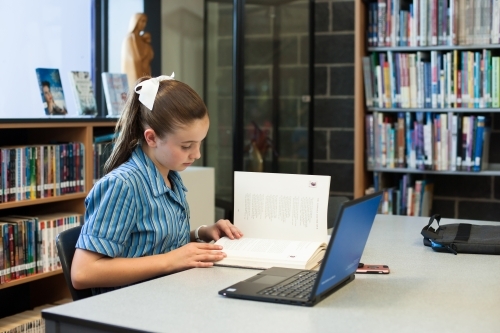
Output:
0,0,92,118
205,0,313,208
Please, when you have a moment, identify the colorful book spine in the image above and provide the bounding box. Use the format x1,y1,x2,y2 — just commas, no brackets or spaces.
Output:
378,0,387,47
472,116,486,171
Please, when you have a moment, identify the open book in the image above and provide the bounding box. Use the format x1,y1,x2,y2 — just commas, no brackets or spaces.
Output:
214,171,331,270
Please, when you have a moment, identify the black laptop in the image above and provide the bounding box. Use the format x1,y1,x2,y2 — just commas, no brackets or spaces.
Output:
218,191,383,306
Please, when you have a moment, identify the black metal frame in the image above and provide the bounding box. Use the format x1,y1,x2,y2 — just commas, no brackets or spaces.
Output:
232,0,246,174
202,1,209,166
143,0,162,77
271,6,281,172
308,0,315,174
92,0,109,118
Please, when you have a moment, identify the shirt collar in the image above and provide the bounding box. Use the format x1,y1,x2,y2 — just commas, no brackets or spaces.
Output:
131,145,188,197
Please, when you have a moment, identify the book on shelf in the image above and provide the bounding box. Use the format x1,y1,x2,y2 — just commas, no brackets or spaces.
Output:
367,111,490,172
365,114,375,169
363,48,500,110
368,0,499,47
0,299,74,330
214,171,331,270
0,213,83,283
362,56,375,107
0,309,45,332
0,216,37,279
93,141,114,183
68,71,98,116
94,132,118,143
375,173,434,217
0,143,85,204
93,133,116,183
101,72,129,117
35,68,68,116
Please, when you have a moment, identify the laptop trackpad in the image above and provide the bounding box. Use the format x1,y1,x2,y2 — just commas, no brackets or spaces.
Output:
249,275,286,285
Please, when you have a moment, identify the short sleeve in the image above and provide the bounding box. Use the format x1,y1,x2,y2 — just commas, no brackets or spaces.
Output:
76,175,137,257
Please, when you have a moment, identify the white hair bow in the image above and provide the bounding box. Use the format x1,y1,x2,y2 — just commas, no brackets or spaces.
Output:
134,73,175,110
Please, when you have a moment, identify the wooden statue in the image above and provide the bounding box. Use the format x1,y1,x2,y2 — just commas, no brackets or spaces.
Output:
121,13,154,88
141,32,154,77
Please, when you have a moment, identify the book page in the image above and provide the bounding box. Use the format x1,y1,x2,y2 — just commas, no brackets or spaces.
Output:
215,237,325,270
233,172,331,242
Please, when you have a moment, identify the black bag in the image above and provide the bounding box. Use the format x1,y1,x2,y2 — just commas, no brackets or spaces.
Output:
421,214,500,255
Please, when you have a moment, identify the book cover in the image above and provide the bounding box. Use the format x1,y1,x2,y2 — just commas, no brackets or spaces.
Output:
68,71,98,116
35,68,68,116
101,72,129,117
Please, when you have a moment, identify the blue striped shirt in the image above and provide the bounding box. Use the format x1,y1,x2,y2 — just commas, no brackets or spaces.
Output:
76,145,191,294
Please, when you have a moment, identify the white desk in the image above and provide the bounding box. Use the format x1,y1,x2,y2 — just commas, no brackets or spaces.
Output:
42,215,500,333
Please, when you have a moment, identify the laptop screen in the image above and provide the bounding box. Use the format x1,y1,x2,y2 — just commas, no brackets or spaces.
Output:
314,192,382,296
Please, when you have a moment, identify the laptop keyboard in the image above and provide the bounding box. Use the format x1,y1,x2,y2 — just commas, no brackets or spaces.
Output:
257,271,317,299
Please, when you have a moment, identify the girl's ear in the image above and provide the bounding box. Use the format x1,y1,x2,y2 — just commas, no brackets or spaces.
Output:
143,128,158,147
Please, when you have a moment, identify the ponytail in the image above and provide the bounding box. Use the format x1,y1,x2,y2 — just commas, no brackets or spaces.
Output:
104,80,145,174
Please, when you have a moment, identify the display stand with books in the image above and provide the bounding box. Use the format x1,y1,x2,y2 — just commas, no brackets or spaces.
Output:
214,172,331,270
101,73,129,117
68,71,98,116
355,0,500,217
0,119,116,320
35,68,68,116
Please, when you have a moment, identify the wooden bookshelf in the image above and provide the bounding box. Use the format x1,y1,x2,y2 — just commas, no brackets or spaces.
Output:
354,0,500,218
354,1,500,215
0,119,116,318
0,270,63,290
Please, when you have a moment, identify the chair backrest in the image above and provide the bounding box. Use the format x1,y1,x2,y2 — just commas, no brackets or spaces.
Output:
56,225,93,301
327,196,349,230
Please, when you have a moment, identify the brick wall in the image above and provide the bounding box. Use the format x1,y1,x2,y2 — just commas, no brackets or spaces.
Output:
313,0,355,197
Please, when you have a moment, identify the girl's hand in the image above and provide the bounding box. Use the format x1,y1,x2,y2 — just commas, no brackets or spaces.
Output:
166,242,226,271
200,219,243,242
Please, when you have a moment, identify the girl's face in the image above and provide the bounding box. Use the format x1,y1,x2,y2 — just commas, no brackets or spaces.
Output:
43,86,53,103
145,115,209,176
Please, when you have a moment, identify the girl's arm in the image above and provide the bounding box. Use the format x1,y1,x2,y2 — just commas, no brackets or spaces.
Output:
71,242,226,290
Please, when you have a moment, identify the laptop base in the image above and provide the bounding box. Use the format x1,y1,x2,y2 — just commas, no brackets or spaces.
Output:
218,268,355,307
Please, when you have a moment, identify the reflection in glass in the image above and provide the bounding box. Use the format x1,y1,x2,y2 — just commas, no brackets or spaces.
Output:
205,0,312,204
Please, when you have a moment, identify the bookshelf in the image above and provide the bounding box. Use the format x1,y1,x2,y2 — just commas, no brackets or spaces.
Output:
0,119,116,319
354,0,500,216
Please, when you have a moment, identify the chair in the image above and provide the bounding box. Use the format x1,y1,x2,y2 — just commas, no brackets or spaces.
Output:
56,225,93,301
327,196,349,230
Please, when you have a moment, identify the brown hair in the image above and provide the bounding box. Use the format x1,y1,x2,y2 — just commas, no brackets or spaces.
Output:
104,76,208,174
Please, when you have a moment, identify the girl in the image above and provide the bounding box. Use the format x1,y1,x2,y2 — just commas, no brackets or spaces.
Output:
71,74,242,295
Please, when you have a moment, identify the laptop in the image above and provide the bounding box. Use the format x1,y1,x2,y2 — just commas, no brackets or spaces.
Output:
218,191,383,307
